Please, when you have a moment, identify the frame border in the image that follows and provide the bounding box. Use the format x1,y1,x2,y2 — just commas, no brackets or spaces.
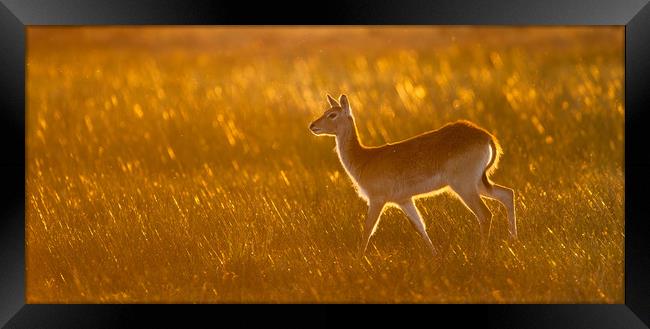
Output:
1,0,648,327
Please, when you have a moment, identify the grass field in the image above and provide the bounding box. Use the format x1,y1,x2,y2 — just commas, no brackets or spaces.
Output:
26,27,624,303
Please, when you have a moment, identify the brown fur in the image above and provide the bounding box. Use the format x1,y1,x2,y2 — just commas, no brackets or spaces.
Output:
309,94,516,255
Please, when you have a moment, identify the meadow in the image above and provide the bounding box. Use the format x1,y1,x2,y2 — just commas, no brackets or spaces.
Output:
26,27,624,303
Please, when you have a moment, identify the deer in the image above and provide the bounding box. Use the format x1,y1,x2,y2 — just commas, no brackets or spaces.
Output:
309,94,516,256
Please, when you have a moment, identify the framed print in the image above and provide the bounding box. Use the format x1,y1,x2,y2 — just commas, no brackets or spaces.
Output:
1,0,649,328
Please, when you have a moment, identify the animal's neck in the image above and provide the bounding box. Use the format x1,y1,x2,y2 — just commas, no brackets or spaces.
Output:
335,120,366,178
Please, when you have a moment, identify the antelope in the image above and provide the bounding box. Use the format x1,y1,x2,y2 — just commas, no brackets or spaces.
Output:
309,94,516,256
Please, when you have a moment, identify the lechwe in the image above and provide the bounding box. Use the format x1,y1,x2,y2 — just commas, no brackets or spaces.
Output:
309,94,516,255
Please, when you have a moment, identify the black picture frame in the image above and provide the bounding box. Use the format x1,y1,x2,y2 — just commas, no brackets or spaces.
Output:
1,0,649,328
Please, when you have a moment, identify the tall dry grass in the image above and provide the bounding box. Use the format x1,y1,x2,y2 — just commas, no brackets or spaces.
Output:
26,27,623,303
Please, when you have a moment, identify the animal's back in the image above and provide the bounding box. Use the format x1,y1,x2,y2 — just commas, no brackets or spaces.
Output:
357,120,498,199
396,119,492,146
370,120,494,169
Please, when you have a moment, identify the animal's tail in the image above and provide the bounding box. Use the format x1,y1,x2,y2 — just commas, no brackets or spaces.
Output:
482,136,503,189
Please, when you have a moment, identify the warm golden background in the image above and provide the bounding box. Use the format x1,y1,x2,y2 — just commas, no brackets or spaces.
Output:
26,27,624,303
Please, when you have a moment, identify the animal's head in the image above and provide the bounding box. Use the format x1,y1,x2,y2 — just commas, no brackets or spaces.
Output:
309,94,353,136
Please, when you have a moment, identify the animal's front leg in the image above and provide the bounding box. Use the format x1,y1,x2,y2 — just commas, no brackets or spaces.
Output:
361,201,384,255
398,198,437,256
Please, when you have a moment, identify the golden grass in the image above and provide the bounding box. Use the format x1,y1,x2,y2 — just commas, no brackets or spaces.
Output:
26,27,624,303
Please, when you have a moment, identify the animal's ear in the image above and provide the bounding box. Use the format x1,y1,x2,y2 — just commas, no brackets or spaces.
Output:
339,94,350,114
327,94,339,108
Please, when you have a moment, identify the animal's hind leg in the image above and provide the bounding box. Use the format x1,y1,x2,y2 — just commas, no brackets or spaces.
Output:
451,185,493,245
479,180,517,239
397,198,436,255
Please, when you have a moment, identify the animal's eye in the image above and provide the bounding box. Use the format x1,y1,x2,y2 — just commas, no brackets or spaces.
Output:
327,113,338,120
